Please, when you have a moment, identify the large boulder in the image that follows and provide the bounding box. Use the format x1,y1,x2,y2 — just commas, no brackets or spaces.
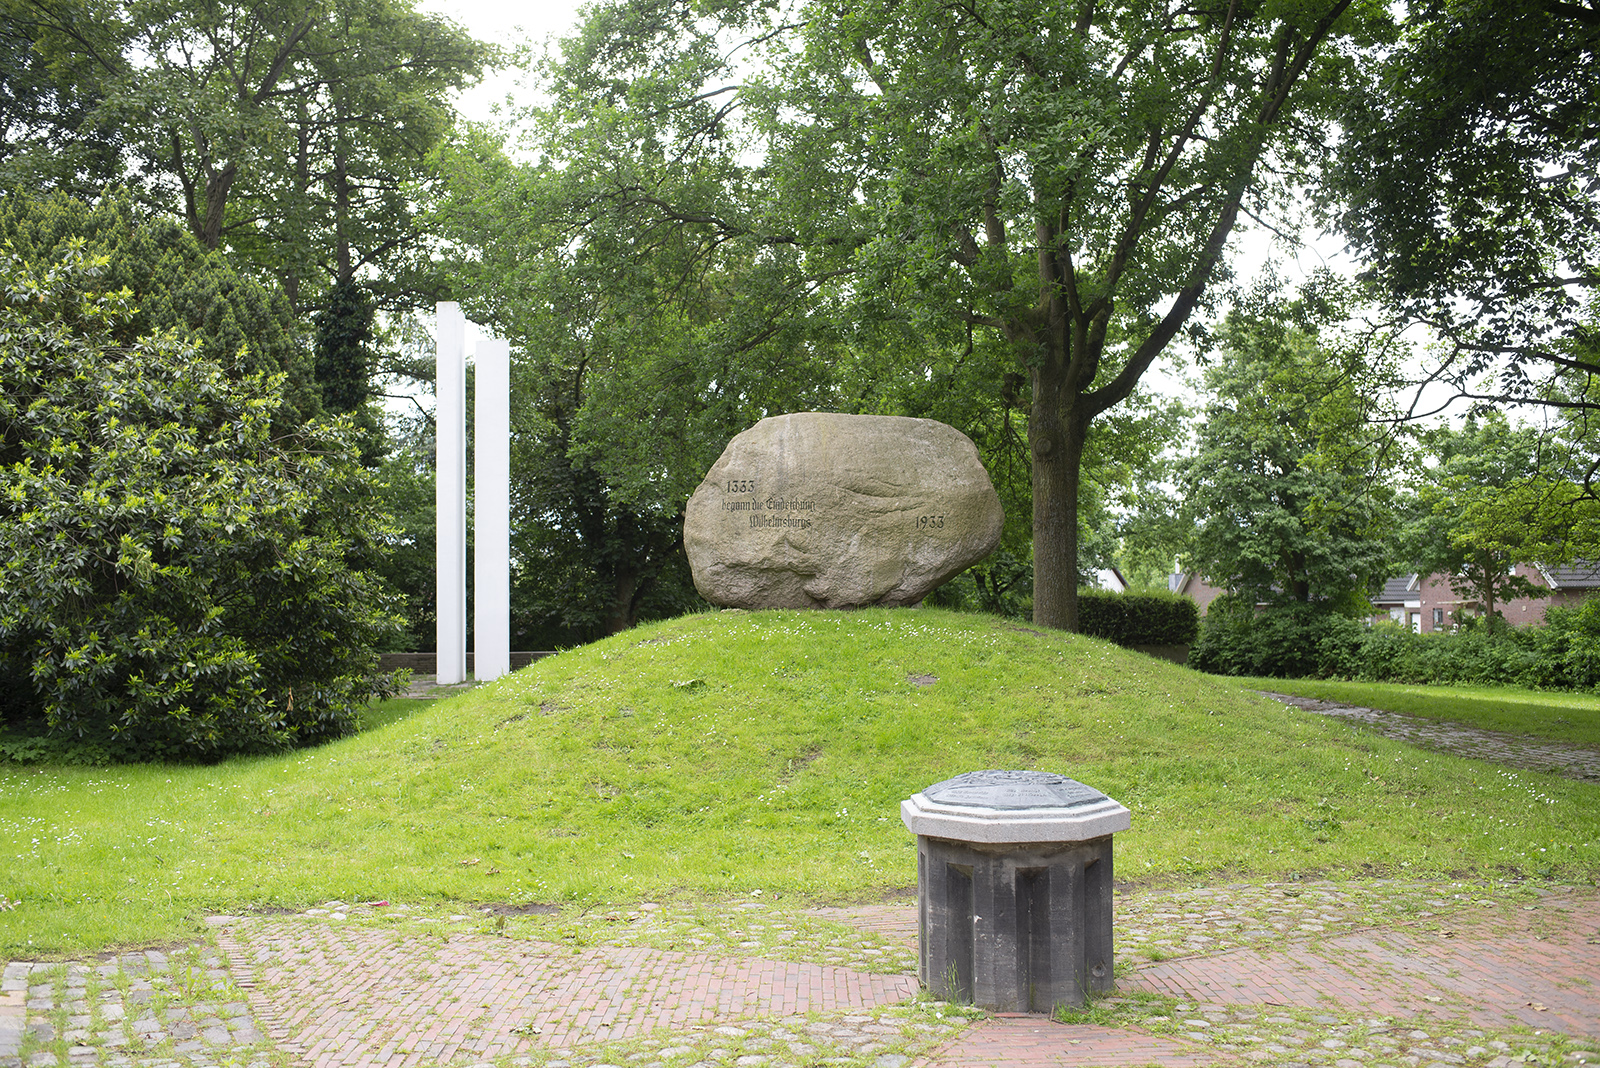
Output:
684,413,1004,609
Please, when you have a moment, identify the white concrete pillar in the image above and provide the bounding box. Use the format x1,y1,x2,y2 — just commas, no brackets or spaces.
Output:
473,338,511,682
435,302,467,684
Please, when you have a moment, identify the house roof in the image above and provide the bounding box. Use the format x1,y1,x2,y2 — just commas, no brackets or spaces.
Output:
1540,562,1600,589
1371,575,1419,606
1089,567,1127,593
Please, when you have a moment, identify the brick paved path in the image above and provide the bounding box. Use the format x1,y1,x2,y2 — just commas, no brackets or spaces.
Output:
7,884,1600,1068
1260,691,1600,781
212,917,917,1068
917,1018,1214,1067
1125,893,1600,1038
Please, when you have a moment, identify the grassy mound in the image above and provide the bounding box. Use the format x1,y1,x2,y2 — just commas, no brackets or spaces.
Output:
3,608,1597,956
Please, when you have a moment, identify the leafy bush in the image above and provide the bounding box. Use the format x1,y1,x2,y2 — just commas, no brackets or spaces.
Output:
0,242,401,761
1534,598,1600,690
1192,594,1600,691
1189,599,1365,678
1077,588,1200,646
0,189,319,425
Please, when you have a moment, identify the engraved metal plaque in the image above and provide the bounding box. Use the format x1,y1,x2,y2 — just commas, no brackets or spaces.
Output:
921,770,1107,811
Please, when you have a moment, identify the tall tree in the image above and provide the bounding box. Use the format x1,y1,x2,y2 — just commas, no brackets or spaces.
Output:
433,99,836,637
1180,280,1405,611
0,0,123,194
497,0,1390,632
1409,414,1600,630
2,0,489,310
756,0,1389,629
0,189,321,426
1332,0,1600,426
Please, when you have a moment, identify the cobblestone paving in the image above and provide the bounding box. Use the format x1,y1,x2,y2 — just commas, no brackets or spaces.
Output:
1259,692,1600,781
0,947,279,1068
5,881,1599,1068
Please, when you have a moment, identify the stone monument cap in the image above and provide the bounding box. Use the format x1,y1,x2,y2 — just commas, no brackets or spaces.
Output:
902,769,1131,844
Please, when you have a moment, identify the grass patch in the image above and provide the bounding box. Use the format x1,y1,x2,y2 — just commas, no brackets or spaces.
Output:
3,608,1599,957
1244,678,1600,748
356,695,434,733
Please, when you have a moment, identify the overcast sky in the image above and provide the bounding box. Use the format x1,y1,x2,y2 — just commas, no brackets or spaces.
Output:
422,0,587,124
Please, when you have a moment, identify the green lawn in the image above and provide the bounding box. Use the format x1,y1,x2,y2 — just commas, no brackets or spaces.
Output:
4,608,1597,958
1243,678,1600,748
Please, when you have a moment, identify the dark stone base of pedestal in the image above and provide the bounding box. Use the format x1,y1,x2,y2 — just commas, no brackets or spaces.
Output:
916,834,1114,1012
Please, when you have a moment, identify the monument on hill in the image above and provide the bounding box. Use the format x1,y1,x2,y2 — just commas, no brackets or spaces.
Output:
683,413,1004,609
435,301,509,683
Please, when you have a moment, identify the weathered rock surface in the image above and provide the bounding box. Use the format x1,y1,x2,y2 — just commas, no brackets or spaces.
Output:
683,412,1004,609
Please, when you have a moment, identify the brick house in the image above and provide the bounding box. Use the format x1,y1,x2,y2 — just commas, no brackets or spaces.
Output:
1371,563,1600,632
1170,565,1600,629
1168,571,1229,616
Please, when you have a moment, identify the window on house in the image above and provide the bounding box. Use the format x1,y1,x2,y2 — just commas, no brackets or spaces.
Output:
1433,608,1444,627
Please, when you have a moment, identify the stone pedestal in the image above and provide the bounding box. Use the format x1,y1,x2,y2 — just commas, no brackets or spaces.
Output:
902,770,1131,1013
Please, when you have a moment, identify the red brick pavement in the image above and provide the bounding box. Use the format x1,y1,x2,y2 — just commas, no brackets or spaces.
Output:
204,890,1600,1068
215,917,916,1068
1124,893,1600,1040
913,1018,1215,1067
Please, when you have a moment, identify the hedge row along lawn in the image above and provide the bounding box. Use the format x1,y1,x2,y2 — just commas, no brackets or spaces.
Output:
3,608,1597,957
1246,677,1600,749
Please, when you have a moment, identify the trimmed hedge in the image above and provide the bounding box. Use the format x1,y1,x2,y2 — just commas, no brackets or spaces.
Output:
1077,589,1201,646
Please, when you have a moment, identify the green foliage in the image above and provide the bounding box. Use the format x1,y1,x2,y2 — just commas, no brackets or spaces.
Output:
0,244,403,760
1190,601,1369,679
1179,277,1405,610
0,189,319,425
748,0,1393,630
0,0,490,315
1407,414,1600,629
0,0,123,195
1077,589,1200,647
491,0,1394,634
366,445,435,652
312,276,383,463
923,550,1034,620
1196,594,1600,691
433,75,836,638
1331,0,1600,411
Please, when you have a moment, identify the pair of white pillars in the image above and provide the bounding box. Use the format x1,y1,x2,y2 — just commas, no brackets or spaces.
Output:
435,301,510,684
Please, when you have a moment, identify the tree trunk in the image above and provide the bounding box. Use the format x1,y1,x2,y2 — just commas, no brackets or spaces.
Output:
1030,354,1089,632
607,567,640,635
197,162,237,250
1481,554,1499,635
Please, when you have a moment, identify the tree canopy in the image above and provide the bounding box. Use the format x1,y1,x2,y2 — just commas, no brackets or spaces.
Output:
1180,279,1404,612
1333,0,1600,425
0,189,320,426
462,0,1395,633
0,0,490,313
1408,414,1600,629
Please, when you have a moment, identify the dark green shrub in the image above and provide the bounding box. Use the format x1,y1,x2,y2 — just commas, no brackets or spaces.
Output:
0,189,319,426
1192,596,1600,691
1532,598,1600,689
1189,600,1363,678
0,242,401,761
1077,589,1200,646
